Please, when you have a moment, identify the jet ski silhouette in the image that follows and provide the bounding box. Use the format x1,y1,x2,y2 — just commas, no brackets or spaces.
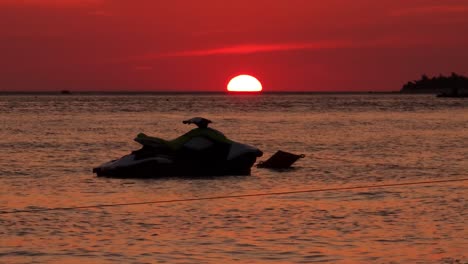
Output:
93,117,263,178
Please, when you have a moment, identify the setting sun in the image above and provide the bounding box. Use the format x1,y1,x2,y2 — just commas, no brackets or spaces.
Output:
227,75,263,92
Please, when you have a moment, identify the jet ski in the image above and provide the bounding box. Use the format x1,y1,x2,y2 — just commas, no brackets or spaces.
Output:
93,117,263,178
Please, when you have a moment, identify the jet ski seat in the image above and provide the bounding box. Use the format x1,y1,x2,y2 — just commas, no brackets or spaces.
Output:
135,127,231,150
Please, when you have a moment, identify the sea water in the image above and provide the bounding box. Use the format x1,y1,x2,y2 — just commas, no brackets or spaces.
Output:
0,93,466,263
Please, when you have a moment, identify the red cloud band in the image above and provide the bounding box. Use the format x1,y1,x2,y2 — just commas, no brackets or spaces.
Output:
160,41,353,58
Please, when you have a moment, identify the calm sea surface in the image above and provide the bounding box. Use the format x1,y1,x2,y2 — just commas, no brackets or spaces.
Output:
0,94,467,263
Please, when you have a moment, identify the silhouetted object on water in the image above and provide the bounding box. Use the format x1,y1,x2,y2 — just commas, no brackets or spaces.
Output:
257,150,305,169
93,118,263,178
60,90,71,95
400,73,468,97
436,87,468,98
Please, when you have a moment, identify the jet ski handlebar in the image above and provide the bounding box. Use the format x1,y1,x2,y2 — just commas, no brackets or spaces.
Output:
182,117,212,128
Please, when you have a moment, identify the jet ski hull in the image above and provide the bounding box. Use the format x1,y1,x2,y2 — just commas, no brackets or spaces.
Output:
93,152,258,178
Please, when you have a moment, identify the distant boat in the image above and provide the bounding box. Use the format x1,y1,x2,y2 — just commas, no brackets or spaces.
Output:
436,92,468,98
436,87,468,98
60,90,72,95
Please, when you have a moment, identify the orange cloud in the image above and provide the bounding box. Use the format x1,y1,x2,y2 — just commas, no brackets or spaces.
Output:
131,37,426,60
166,42,355,57
136,41,354,60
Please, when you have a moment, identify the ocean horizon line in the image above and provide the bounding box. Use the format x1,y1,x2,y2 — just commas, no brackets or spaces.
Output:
0,90,400,95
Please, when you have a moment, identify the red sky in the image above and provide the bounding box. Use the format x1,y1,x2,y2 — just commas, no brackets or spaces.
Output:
1,0,468,92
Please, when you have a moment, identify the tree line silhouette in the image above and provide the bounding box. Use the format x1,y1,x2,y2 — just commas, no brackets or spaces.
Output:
400,72,468,94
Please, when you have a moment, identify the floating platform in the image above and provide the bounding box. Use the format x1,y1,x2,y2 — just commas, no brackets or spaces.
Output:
257,150,305,169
